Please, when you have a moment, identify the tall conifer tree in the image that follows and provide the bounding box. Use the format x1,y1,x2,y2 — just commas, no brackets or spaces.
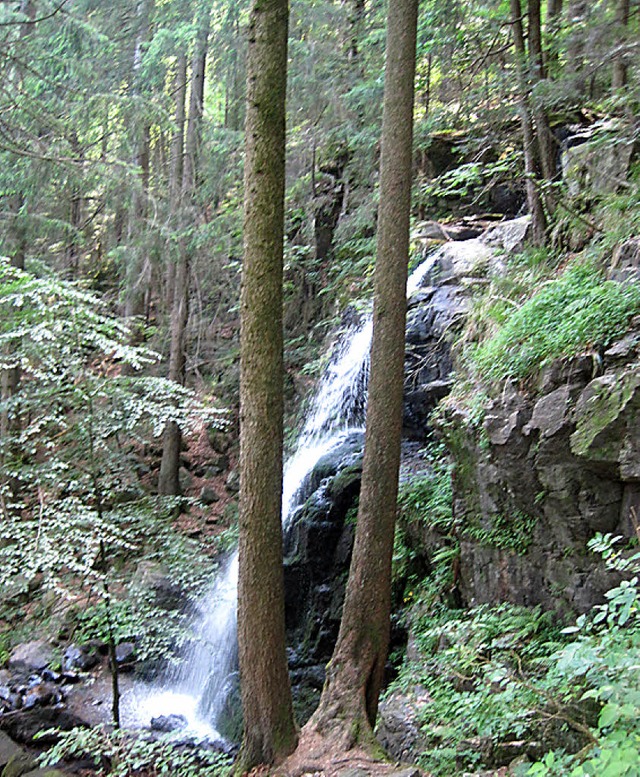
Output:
236,0,297,768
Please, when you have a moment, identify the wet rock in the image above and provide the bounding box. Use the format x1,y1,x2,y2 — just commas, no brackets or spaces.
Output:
8,643,53,675
62,645,99,673
150,714,188,733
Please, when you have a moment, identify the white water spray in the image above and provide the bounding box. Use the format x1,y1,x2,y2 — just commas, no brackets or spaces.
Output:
131,249,439,739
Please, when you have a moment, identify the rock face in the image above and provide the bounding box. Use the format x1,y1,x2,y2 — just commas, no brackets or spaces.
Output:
436,333,640,615
562,123,635,197
283,431,363,719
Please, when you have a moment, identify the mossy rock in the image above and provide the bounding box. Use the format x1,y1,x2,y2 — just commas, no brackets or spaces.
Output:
571,370,640,461
2,750,37,777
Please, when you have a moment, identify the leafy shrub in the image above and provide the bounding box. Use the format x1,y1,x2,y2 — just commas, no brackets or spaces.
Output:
470,259,640,382
39,725,231,777
526,532,640,776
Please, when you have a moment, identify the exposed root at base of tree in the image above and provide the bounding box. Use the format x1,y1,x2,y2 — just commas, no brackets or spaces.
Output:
271,726,425,777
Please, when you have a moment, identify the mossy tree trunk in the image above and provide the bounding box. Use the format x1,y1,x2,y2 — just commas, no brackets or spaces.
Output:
306,0,418,749
236,0,297,769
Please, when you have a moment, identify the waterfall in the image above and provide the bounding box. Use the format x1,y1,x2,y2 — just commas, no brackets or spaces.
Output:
130,249,439,739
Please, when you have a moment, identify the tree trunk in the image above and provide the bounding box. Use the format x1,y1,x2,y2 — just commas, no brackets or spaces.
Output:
158,5,211,497
224,4,244,131
124,0,154,325
528,0,556,183
566,0,588,92
165,48,187,313
306,0,418,749
510,0,546,245
236,0,297,769
546,0,563,74
612,0,631,90
1,1,32,446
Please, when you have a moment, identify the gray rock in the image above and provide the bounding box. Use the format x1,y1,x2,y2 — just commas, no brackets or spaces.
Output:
199,486,220,505
62,645,99,672
563,127,634,196
610,238,640,284
225,469,240,494
178,467,192,492
8,642,53,675
19,771,67,777
481,215,531,254
0,732,28,771
0,707,87,745
115,642,135,667
21,683,62,711
150,714,188,733
2,747,37,777
523,385,573,438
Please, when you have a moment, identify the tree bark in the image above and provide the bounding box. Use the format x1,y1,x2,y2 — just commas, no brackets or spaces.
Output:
510,0,546,245
236,0,297,769
306,0,418,749
528,0,556,183
158,4,211,497
612,0,631,89
124,0,155,325
546,0,563,74
165,48,187,313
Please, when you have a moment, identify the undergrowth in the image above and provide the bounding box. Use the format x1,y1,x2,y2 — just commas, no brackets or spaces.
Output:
469,258,640,383
39,725,231,777
388,532,640,776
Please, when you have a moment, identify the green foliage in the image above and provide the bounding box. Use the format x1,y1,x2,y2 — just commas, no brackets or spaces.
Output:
39,725,231,777
392,533,640,775
388,602,564,776
418,151,522,215
470,259,640,383
0,260,226,661
526,533,640,777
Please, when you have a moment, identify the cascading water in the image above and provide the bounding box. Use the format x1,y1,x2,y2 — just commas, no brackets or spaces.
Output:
131,248,439,739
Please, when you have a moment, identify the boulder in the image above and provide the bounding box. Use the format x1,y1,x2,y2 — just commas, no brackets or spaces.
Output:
62,645,99,673
610,238,640,284
482,215,530,254
225,469,240,494
199,486,220,505
8,643,53,675
0,733,29,772
0,708,87,745
115,642,135,669
2,748,37,777
150,714,188,733
563,124,635,196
